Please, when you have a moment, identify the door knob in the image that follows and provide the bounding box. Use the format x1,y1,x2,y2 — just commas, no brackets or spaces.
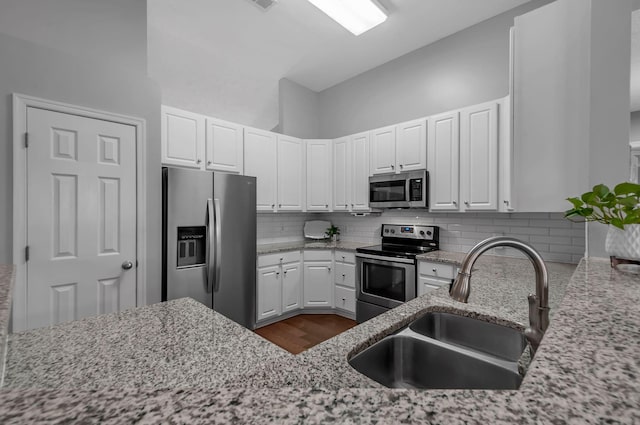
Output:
122,260,134,270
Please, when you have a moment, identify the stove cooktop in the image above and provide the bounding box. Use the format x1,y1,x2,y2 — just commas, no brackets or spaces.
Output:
356,244,438,259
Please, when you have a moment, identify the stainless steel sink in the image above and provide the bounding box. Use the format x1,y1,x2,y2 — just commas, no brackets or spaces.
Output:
348,312,527,390
409,312,526,361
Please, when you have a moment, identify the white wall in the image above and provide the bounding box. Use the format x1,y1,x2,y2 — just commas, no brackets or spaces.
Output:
0,33,163,304
279,78,320,139
315,0,553,138
0,0,147,75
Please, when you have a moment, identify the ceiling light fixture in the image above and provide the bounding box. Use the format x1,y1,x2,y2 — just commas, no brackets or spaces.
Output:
307,0,387,36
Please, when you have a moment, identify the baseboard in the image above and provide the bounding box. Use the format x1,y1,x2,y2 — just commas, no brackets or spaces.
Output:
255,307,356,328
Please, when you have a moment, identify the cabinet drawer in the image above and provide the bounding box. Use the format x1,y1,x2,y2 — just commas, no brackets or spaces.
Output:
334,285,355,313
303,250,333,261
334,251,355,264
417,276,451,296
258,250,301,267
419,261,456,279
334,262,355,288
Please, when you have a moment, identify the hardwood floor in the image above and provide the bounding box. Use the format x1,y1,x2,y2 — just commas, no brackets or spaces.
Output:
255,314,357,354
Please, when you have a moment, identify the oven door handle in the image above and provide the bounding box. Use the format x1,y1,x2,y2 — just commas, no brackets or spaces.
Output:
355,253,415,264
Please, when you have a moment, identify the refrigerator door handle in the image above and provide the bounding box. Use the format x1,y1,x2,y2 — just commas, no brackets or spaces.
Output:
205,198,215,293
213,198,222,292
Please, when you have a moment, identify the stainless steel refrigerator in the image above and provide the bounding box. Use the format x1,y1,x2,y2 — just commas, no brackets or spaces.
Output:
162,167,257,329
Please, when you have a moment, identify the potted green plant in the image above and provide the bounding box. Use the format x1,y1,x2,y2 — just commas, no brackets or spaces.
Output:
565,182,640,260
325,225,340,242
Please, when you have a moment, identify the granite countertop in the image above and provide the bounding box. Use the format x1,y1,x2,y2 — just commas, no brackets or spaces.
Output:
1,255,639,423
257,240,369,254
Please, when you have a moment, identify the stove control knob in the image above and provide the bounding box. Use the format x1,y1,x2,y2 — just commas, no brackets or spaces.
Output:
390,229,395,234
384,229,389,233
427,230,432,236
419,230,425,237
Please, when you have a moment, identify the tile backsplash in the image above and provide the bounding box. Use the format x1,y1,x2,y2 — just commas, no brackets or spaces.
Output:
257,211,585,264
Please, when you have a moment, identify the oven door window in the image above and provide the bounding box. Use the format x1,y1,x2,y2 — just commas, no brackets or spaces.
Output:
362,262,407,302
370,180,406,203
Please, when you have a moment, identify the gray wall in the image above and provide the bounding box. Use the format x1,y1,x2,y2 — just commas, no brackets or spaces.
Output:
0,33,163,304
279,78,320,139
632,111,640,141
0,0,147,75
316,0,552,138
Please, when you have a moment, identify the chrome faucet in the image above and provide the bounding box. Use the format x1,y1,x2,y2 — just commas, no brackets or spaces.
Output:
450,236,550,353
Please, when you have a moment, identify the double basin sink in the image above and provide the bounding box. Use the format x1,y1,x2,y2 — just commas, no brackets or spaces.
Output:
348,312,527,390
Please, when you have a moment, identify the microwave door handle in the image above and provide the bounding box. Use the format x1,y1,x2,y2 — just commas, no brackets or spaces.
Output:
213,198,222,293
205,199,214,293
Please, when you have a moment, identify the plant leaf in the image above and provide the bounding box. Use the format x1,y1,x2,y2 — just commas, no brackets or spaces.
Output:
610,217,624,229
566,197,584,209
614,182,640,196
592,184,610,199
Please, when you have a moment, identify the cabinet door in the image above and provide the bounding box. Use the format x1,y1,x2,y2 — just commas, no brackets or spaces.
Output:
333,137,350,211
282,261,301,313
161,105,205,169
351,132,370,211
460,102,498,211
244,128,277,212
257,265,281,321
396,118,427,172
334,261,355,289
205,118,243,174
303,261,333,308
277,135,305,211
417,276,449,296
428,111,460,211
305,139,332,211
498,95,515,212
334,285,355,313
369,126,396,175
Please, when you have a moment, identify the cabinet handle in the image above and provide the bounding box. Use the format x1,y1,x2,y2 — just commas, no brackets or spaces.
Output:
399,164,403,169
328,267,331,272
504,200,510,206
464,201,469,206
197,159,202,164
276,271,280,276
272,204,275,209
453,200,457,206
207,160,212,165
284,270,287,275
342,273,345,278
391,164,395,169
351,204,354,208
432,268,437,273
280,257,283,262
325,204,328,208
279,204,282,208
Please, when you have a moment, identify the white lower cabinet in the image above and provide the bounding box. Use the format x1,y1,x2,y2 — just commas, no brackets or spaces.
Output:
334,251,355,315
303,250,334,308
417,260,457,296
256,251,301,322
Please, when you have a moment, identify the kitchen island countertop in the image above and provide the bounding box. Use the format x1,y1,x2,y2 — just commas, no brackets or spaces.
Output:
0,254,639,424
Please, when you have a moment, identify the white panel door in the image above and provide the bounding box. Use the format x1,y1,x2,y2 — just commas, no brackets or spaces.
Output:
277,135,305,211
333,137,350,211
205,118,243,174
305,139,332,211
460,101,498,211
396,118,427,172
26,107,137,330
282,262,301,313
161,105,204,169
303,262,333,308
369,126,396,175
244,128,277,212
257,265,281,321
351,132,370,211
428,111,460,211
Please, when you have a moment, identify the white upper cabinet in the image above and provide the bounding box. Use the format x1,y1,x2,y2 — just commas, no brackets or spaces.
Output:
369,125,397,175
428,111,460,211
396,119,427,173
459,101,498,211
351,131,370,211
306,139,333,211
161,105,205,169
277,135,305,211
333,137,350,211
205,117,243,174
244,127,277,212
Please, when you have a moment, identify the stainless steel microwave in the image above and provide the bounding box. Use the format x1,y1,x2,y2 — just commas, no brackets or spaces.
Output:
369,171,428,208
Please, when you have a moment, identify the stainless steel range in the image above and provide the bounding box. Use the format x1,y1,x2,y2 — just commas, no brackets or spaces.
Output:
355,224,439,323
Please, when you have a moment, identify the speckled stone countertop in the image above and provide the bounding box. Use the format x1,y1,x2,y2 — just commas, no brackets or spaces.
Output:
0,265,15,385
1,256,639,424
257,240,369,254
3,297,289,389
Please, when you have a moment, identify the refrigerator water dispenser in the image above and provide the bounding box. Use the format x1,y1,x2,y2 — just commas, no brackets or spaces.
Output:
176,226,206,268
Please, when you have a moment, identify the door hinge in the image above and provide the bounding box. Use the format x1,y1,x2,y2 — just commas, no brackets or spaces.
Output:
25,245,30,262
24,132,29,148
